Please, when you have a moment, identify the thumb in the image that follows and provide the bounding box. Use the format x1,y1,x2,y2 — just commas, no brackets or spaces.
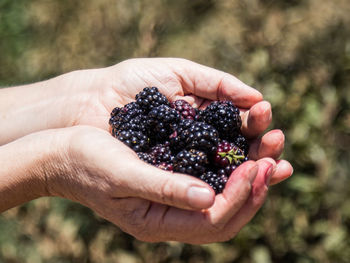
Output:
74,127,216,211
116,158,216,210
169,58,263,108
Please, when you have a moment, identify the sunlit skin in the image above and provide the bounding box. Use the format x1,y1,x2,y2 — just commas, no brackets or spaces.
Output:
0,58,293,243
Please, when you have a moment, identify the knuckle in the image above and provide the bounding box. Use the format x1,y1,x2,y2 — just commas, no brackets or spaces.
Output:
159,177,175,205
242,180,252,193
114,200,153,240
252,185,268,209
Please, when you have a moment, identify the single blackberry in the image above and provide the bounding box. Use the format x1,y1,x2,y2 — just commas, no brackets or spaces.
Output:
109,106,122,126
147,105,181,142
148,143,174,165
217,164,238,177
234,133,250,155
170,100,198,120
197,101,241,140
110,106,121,117
137,152,155,164
135,87,170,113
214,140,248,167
109,102,149,135
116,130,150,152
200,172,228,194
170,119,219,154
173,149,208,177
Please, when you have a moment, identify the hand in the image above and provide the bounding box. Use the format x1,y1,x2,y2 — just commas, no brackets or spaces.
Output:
0,125,273,243
0,58,291,183
0,58,292,243
72,58,293,184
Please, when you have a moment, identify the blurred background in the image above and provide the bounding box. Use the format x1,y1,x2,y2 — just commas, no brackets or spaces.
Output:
1,0,350,262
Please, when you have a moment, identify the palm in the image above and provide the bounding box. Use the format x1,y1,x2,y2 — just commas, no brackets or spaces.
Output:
76,58,258,130
76,59,190,131
75,58,291,185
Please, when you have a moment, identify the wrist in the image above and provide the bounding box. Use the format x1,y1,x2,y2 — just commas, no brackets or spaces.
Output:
0,129,69,212
0,68,106,145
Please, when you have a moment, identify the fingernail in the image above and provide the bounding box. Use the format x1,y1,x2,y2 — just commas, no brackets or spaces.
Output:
265,165,274,186
187,186,214,209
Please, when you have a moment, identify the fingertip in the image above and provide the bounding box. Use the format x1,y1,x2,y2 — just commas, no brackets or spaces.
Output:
259,129,285,159
187,186,215,209
269,160,294,185
262,129,285,147
220,75,263,108
241,101,272,138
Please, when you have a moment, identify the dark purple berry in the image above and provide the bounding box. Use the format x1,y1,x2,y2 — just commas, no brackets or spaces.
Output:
173,149,208,177
109,102,149,135
135,87,170,113
170,119,219,154
214,140,248,167
200,171,228,194
147,105,181,142
170,100,198,120
197,101,241,140
116,130,150,152
137,152,155,164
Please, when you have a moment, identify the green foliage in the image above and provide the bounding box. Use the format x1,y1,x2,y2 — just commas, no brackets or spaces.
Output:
1,0,350,262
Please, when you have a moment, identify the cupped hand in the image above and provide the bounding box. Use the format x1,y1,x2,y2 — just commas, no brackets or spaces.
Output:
44,125,275,244
60,58,292,184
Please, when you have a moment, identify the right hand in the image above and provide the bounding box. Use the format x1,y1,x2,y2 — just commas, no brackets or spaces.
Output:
27,125,274,244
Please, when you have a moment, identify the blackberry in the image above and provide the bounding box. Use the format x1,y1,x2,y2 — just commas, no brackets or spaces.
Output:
217,164,238,177
109,87,251,195
197,101,241,140
234,133,250,155
116,130,150,152
135,87,170,113
109,106,122,125
200,171,228,194
137,144,174,171
147,105,181,142
170,100,198,120
170,119,219,154
214,140,248,167
137,152,155,164
109,102,148,135
173,149,208,177
148,143,174,165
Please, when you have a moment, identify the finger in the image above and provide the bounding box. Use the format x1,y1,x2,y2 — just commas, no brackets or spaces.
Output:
248,129,285,160
269,160,293,185
206,161,258,227
82,131,216,211
172,59,263,108
223,159,273,236
116,158,216,211
241,101,272,139
120,161,259,243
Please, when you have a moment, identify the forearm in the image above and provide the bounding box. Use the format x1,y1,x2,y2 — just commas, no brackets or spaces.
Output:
0,70,97,145
0,131,61,212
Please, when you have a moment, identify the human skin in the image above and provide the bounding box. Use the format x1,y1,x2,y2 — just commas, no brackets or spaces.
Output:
0,58,293,243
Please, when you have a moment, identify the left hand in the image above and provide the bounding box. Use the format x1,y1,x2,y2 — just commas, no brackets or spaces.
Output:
0,58,292,184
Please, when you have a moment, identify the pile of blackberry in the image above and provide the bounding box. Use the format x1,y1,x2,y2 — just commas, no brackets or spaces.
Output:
109,87,249,194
